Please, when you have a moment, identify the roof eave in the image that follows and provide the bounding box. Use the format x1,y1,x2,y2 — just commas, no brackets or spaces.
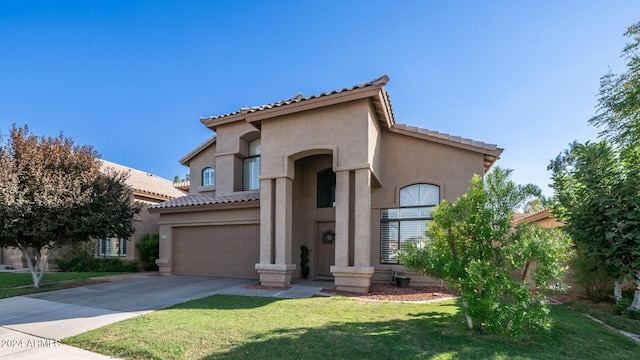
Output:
389,126,503,174
179,135,217,166
244,85,386,125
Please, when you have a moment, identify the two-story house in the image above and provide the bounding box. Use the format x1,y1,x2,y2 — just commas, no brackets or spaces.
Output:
149,75,503,293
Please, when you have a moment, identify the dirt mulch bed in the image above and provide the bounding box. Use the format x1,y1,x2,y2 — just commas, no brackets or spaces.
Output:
244,283,291,291
322,283,457,302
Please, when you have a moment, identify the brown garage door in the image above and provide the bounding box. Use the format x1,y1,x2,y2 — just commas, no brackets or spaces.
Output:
172,224,259,279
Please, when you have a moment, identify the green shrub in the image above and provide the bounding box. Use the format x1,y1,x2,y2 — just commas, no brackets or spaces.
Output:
54,240,138,272
137,233,159,271
571,254,614,302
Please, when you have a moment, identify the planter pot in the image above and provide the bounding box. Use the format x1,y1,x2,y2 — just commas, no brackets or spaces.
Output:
395,277,411,288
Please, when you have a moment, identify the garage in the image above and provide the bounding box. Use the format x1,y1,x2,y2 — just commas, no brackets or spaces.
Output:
172,224,259,279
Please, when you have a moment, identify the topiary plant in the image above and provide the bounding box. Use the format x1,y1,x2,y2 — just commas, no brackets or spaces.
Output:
300,245,310,279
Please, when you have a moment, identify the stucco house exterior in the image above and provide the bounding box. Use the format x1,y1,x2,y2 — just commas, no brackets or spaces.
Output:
149,75,503,293
1,160,186,268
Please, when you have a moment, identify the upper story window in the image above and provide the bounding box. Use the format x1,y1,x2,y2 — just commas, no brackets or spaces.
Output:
317,168,336,208
380,184,440,264
202,167,215,186
243,138,261,190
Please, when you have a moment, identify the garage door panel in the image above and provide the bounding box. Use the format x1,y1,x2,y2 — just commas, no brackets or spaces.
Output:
172,225,259,279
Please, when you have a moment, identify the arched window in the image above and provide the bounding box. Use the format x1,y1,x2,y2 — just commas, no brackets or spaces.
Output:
381,184,440,264
317,168,336,208
202,167,215,186
243,138,261,190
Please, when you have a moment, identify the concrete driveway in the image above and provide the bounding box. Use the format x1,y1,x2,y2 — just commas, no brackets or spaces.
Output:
0,275,255,359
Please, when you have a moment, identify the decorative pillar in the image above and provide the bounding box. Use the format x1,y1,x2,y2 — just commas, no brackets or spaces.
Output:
354,168,372,267
255,177,296,286
331,168,375,293
156,225,172,275
334,170,350,266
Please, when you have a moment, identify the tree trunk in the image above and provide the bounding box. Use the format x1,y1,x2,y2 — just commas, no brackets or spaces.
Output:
18,245,51,289
614,279,623,304
627,272,640,311
462,299,474,330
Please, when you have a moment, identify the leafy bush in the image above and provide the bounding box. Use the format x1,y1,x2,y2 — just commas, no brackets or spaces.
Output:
571,255,614,302
54,240,138,272
137,233,159,271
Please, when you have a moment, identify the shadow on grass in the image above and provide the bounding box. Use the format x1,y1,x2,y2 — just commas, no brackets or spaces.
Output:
195,299,639,360
154,296,640,359
66,295,640,360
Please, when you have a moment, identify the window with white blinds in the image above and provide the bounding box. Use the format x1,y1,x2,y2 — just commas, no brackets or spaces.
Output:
99,238,126,257
243,139,261,191
380,184,439,264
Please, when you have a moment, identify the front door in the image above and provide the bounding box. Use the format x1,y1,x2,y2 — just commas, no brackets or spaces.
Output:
316,221,335,278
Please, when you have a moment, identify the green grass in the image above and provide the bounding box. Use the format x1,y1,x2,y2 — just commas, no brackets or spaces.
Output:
564,299,640,335
65,295,639,360
0,272,131,299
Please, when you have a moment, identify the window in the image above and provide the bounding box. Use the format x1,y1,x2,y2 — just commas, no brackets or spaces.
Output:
202,167,215,186
317,168,336,208
380,184,440,264
99,237,127,257
243,138,261,190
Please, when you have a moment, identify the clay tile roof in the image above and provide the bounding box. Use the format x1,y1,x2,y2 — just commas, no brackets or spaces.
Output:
392,123,500,152
200,75,391,122
100,160,186,200
149,191,260,210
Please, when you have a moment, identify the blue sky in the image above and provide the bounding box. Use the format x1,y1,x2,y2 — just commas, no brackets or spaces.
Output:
1,1,639,196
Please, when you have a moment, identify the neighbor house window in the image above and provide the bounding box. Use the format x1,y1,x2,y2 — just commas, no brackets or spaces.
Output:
380,184,440,264
99,237,127,257
202,167,215,186
317,168,336,208
243,138,261,190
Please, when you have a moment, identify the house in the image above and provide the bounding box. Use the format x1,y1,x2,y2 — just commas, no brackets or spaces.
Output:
1,160,186,268
95,160,187,263
512,209,563,229
149,75,503,293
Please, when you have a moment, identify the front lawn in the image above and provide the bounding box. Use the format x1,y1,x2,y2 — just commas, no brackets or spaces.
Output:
65,295,639,360
0,272,132,299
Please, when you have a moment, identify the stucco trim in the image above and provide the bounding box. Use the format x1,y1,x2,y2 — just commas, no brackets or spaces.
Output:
180,135,217,165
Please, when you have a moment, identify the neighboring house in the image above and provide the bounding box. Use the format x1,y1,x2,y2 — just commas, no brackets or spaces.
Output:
512,209,563,229
1,160,186,268
149,75,503,293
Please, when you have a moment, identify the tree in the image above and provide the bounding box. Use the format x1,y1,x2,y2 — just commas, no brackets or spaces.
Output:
401,167,573,337
549,141,640,310
521,195,552,214
589,22,640,148
550,21,640,311
0,125,140,288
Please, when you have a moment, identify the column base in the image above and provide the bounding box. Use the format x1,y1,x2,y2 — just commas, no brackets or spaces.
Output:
155,259,171,275
255,263,296,287
330,265,375,293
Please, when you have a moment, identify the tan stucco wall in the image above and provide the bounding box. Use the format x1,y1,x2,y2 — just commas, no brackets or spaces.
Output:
260,99,380,180
187,141,217,194
369,130,487,284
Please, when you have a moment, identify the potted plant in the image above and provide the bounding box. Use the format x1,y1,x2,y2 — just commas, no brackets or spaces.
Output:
393,270,411,288
300,245,310,279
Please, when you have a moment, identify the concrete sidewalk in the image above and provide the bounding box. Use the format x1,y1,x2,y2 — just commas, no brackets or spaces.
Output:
0,275,331,359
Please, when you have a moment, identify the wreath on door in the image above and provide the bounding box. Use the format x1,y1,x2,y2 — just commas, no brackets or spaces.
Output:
322,230,335,244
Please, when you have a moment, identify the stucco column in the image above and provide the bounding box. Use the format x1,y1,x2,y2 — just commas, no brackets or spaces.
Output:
275,177,292,265
330,168,374,293
259,178,274,264
334,170,350,266
156,224,172,274
255,176,295,287
354,168,372,267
